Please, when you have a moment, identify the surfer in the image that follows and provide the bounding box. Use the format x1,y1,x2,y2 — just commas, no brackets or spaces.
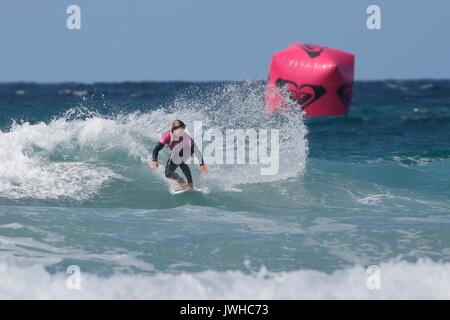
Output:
151,120,208,190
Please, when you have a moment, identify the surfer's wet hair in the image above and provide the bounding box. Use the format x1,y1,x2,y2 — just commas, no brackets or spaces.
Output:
171,120,186,132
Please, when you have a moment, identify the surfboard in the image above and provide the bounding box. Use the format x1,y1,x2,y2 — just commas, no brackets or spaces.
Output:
170,186,203,195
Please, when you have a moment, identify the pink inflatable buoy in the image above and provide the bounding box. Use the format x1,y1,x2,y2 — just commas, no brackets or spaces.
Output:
265,43,355,116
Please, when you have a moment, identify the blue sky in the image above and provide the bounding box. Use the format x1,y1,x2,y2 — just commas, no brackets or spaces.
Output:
1,0,449,82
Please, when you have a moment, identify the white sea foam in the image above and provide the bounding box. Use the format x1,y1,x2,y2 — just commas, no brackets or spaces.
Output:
0,118,130,200
0,259,448,299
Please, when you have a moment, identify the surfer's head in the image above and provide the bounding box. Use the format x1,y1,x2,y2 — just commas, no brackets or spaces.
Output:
171,120,186,137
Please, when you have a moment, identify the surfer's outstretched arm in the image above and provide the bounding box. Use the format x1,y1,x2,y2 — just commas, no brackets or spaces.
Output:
191,143,204,165
191,143,208,174
151,142,164,168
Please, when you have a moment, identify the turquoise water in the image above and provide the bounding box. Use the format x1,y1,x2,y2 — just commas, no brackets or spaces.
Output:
0,80,449,298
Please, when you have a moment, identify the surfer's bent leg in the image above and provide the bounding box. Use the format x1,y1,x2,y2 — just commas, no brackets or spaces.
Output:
179,163,193,184
177,144,202,184
178,145,198,184
165,158,186,184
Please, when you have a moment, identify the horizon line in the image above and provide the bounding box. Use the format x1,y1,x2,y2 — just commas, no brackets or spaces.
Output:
1,78,450,85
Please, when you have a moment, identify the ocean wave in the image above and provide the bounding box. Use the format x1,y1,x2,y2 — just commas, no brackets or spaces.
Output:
0,82,308,203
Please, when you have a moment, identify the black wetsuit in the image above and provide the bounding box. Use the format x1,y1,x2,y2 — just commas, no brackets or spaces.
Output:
152,142,204,185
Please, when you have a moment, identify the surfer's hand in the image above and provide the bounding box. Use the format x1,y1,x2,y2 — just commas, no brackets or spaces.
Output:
199,165,208,174
151,161,158,168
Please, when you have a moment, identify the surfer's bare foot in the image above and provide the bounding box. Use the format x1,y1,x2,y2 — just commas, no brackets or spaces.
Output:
181,183,193,190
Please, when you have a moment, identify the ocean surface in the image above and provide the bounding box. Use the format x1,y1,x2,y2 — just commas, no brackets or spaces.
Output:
0,80,449,299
